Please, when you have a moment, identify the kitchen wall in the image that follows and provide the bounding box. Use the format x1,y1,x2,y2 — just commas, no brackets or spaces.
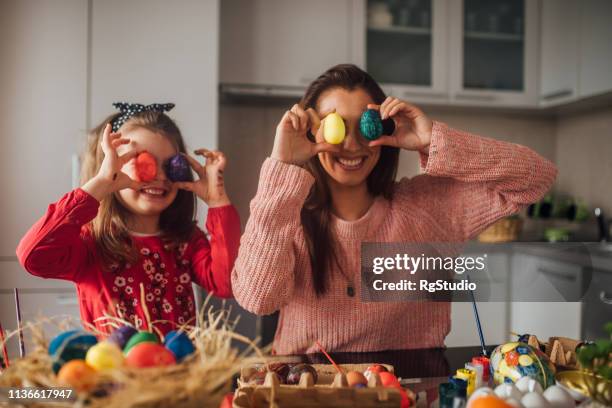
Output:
555,106,612,216
219,102,557,226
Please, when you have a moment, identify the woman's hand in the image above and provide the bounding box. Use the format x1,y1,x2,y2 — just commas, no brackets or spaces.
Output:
367,97,433,153
271,104,340,165
82,123,142,201
174,149,231,208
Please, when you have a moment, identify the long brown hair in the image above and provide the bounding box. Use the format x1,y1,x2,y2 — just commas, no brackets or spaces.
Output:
300,64,399,296
81,111,196,268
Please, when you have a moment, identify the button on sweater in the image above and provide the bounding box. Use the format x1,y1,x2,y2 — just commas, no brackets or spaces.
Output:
231,121,557,355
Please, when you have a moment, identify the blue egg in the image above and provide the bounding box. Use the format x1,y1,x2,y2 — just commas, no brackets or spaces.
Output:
48,330,98,373
108,326,137,350
163,330,194,362
359,109,384,141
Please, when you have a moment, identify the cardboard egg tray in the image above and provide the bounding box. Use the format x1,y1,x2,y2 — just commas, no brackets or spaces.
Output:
233,363,409,408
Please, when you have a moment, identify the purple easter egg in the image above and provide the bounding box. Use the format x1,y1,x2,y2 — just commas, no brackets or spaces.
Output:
108,326,137,350
164,154,191,182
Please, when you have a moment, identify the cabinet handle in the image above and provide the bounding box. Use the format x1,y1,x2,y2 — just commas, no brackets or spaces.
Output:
454,93,497,102
541,89,573,101
403,91,448,99
538,268,577,282
600,291,612,305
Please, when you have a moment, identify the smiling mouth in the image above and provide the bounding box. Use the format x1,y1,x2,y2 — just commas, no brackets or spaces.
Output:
140,187,169,199
335,156,367,171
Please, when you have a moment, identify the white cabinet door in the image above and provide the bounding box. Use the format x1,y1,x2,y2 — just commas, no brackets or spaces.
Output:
445,252,511,347
510,254,582,340
579,0,612,99
0,0,87,256
220,0,364,89
448,0,539,107
0,290,80,360
539,0,579,106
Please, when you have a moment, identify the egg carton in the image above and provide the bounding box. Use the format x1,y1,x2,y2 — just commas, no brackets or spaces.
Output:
233,363,405,408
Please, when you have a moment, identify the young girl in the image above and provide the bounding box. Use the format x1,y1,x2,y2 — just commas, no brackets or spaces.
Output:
232,65,557,354
17,103,241,335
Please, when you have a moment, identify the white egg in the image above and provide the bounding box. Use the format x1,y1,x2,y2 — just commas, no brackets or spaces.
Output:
542,386,575,408
495,383,523,401
506,398,525,408
522,391,552,408
467,387,494,408
516,376,544,394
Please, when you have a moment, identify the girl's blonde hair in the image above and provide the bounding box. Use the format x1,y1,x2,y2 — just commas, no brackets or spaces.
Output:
81,111,196,268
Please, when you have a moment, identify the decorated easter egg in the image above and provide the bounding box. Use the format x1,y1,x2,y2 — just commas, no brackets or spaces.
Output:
323,112,345,145
85,341,124,371
379,371,400,388
108,326,137,350
359,109,384,141
125,342,176,368
48,330,98,373
346,370,368,387
490,342,555,389
163,330,195,362
57,359,98,392
286,363,317,385
134,151,157,182
164,154,191,182
123,331,158,354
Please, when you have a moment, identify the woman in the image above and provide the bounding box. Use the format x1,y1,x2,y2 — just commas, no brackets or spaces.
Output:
231,64,557,354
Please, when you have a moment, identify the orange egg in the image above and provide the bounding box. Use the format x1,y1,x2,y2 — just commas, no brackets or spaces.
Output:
56,359,98,392
379,371,400,388
469,395,513,408
346,370,368,387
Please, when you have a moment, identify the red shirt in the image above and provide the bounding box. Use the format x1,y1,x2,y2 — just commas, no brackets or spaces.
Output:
16,188,241,335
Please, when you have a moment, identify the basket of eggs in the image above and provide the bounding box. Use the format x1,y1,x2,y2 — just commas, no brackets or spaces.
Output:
0,308,251,408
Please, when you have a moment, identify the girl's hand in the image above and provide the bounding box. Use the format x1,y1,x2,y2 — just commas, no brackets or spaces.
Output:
271,104,340,165
174,149,231,208
367,98,433,153
82,123,142,201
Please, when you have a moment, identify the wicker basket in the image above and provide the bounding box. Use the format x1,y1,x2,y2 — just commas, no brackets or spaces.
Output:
478,217,523,243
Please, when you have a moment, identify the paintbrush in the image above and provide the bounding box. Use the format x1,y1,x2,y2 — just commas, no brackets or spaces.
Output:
467,275,487,356
14,288,25,358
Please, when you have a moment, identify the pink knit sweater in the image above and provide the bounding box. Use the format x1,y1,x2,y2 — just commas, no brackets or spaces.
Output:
232,121,557,355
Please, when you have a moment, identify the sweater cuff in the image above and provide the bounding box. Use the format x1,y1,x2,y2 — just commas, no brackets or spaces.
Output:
419,121,448,174
69,188,101,224
206,204,240,228
257,158,315,204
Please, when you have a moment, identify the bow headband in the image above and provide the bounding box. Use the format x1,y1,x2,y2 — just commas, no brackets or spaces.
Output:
111,102,175,131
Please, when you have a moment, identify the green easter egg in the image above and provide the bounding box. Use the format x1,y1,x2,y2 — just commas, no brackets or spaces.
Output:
123,331,158,354
359,109,384,141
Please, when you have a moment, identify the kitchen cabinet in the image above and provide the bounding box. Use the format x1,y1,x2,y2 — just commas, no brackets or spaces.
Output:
220,0,365,93
448,0,539,107
445,252,510,347
365,0,449,104
578,0,612,99
538,0,579,106
510,254,582,340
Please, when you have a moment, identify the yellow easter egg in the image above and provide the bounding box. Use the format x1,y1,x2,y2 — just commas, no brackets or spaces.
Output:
85,341,124,371
501,342,518,353
323,112,345,144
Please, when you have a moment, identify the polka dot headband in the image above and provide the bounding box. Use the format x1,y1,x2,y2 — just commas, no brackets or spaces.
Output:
111,102,175,132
